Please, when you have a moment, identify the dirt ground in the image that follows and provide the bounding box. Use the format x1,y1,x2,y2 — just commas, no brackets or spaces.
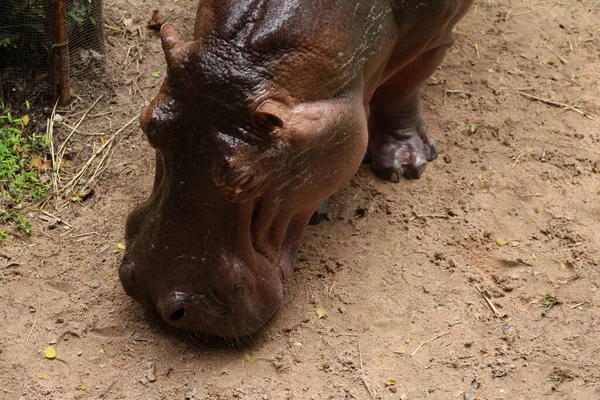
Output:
1,0,599,399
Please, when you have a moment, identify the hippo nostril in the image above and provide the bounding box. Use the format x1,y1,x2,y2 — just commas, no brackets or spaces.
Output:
170,307,185,321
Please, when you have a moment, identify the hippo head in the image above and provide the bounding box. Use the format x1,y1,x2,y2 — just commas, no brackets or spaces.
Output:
119,24,368,338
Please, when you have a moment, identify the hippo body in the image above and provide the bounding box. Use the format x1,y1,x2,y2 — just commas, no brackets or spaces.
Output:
120,0,473,338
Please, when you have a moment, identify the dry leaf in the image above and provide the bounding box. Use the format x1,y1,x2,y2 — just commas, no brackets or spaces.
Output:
478,174,483,181
74,188,94,200
559,263,567,271
100,137,105,145
400,394,407,400
316,308,324,319
64,161,73,168
77,384,87,391
385,379,396,387
244,354,251,361
23,115,30,126
496,239,508,246
42,160,52,169
117,243,126,250
31,156,43,168
36,373,50,380
44,346,56,359
393,346,407,354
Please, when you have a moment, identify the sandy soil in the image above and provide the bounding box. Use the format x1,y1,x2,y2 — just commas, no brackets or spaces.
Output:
1,0,599,399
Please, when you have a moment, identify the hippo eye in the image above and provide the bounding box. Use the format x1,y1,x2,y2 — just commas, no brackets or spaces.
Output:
252,100,287,135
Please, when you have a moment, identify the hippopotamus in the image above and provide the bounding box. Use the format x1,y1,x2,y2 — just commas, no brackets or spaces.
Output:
120,0,473,338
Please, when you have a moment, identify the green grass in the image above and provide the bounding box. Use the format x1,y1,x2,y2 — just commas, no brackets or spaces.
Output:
0,100,50,236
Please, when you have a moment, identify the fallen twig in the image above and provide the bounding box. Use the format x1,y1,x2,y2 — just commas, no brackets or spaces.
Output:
25,319,37,345
570,302,586,309
56,115,138,197
40,210,73,228
56,96,103,176
560,305,568,324
357,341,376,400
410,211,451,222
61,123,106,136
411,331,451,357
46,101,60,208
519,92,594,120
511,151,531,168
475,284,501,318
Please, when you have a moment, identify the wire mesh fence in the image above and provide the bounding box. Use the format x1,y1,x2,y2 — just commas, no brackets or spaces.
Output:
0,0,104,105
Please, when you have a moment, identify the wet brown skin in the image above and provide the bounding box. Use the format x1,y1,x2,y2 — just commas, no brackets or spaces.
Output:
120,0,474,338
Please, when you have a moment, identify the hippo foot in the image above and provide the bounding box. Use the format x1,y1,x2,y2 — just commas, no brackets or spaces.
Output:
368,117,438,182
309,199,330,225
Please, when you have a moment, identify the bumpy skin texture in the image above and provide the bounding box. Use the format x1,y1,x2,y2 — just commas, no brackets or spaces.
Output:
120,0,474,338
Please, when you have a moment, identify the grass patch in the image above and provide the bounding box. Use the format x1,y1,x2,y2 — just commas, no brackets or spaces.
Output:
0,100,50,236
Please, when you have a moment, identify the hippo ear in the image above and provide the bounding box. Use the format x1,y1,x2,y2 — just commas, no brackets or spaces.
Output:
254,100,288,133
160,23,180,64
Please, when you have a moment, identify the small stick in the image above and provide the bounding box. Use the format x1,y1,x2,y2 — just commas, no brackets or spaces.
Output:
25,319,37,345
513,5,553,16
410,212,451,221
519,92,594,120
40,210,73,228
570,302,585,309
69,232,99,239
411,331,451,357
61,123,106,136
56,96,103,175
511,151,531,168
104,23,124,32
357,342,376,400
57,115,138,196
548,50,568,64
475,284,501,318
47,101,60,208
591,0,599,13
560,305,568,324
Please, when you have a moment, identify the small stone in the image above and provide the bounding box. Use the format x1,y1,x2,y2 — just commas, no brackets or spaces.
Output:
48,338,58,345
185,384,197,400
147,362,157,382
77,351,83,356
89,281,100,289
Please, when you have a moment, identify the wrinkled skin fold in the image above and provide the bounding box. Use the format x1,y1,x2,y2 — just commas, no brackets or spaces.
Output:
120,0,473,338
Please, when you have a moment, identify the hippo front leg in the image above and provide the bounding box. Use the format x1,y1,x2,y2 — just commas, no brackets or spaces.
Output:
368,44,450,182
